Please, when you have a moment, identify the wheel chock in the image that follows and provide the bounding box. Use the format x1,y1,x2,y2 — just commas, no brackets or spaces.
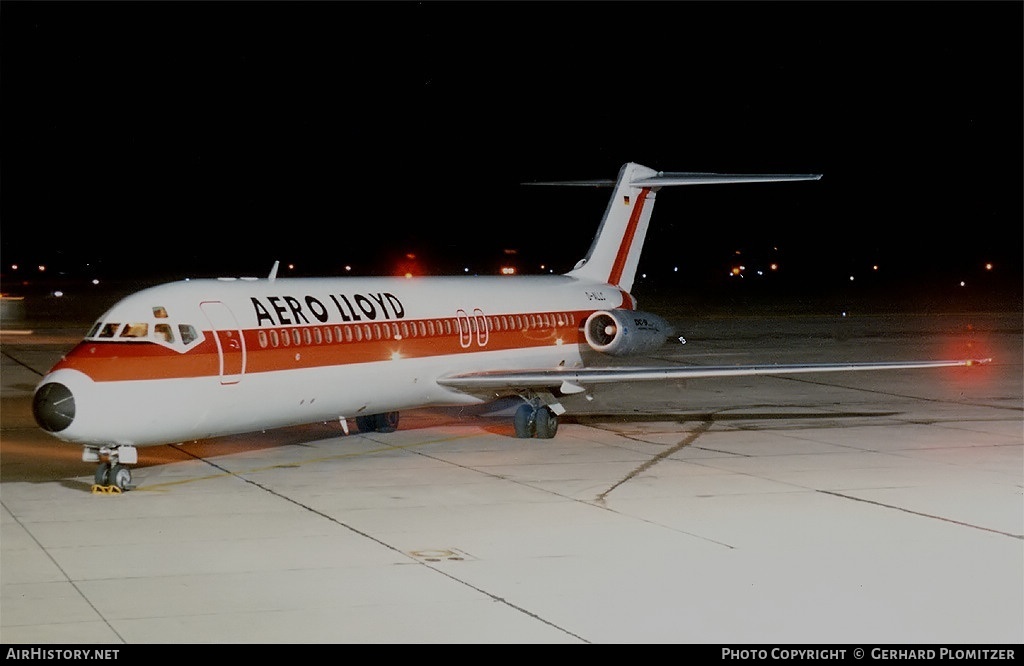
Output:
91,484,124,495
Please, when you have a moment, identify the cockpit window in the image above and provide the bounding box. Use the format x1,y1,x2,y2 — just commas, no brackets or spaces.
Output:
86,318,201,348
120,323,149,338
154,323,175,343
153,306,169,319
98,323,122,338
179,324,198,346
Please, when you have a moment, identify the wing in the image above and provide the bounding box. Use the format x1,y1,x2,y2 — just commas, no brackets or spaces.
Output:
437,359,990,396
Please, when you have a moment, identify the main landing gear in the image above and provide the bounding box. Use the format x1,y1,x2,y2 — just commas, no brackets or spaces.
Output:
85,445,137,493
513,399,561,439
355,411,400,434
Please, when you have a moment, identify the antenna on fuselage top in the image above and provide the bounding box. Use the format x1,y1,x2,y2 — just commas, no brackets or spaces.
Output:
268,260,279,282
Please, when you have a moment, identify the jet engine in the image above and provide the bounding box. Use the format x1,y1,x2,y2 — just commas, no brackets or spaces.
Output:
584,309,673,356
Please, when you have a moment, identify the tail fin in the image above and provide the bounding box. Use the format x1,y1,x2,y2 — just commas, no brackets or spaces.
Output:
556,162,821,293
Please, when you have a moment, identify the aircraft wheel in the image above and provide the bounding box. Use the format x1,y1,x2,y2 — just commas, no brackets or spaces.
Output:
376,411,399,433
94,462,110,486
109,464,132,490
535,407,559,439
513,404,535,438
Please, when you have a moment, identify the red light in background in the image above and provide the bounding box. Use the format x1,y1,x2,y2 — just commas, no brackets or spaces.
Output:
936,322,996,390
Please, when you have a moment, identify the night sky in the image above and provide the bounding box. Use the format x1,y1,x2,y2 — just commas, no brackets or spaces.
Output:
2,1,1021,308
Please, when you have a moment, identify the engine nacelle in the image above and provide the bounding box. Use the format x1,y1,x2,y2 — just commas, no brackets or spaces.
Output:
584,309,673,356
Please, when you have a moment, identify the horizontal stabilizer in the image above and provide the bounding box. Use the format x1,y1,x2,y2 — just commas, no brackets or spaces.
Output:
526,172,821,188
632,172,822,187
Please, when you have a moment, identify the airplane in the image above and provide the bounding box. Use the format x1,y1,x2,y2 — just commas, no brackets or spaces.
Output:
31,162,988,491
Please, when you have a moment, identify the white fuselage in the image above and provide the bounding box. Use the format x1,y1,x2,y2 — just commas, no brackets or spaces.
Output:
36,274,631,446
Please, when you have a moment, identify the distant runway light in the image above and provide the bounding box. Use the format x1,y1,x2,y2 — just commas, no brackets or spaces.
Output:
91,279,99,285
52,291,63,297
985,263,993,270
849,275,855,281
959,281,966,287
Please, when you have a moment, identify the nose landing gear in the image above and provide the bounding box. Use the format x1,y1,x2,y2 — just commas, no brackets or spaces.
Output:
85,445,137,492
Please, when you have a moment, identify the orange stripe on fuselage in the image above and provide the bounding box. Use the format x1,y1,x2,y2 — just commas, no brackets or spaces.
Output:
606,187,650,287
53,310,597,382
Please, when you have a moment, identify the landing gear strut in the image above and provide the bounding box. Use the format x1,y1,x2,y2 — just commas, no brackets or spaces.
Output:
85,445,137,492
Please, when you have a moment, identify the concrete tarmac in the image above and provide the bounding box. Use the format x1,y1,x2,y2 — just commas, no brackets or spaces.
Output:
1,301,1021,644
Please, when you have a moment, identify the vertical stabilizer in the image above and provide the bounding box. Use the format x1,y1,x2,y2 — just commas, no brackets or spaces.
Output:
565,162,659,293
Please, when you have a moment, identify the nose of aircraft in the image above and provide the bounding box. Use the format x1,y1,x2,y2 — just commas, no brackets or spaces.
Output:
33,382,76,432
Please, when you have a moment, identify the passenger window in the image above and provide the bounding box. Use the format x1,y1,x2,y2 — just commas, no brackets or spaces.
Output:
354,326,362,342
292,329,301,346
344,327,353,342
281,329,291,347
314,328,323,344
303,328,312,345
270,330,279,347
156,323,176,344
363,324,372,340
